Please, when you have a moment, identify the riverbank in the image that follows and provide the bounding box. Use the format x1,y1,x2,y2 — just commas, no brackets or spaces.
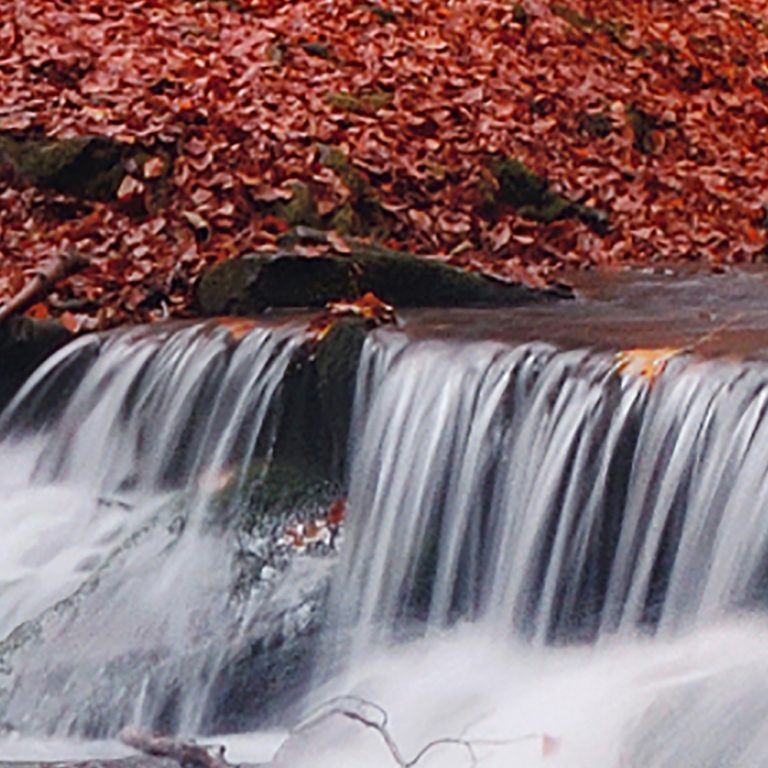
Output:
3,0,768,334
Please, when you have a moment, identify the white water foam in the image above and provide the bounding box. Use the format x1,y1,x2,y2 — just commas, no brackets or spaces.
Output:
272,617,768,767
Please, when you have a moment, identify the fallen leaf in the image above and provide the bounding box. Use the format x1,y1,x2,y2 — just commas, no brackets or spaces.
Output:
614,347,683,383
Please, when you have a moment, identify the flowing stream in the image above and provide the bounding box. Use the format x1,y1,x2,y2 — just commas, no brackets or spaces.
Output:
4,273,768,766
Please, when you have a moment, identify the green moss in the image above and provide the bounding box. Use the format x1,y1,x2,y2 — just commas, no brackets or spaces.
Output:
221,458,339,533
269,318,368,486
196,253,357,315
317,144,390,237
319,144,370,199
274,182,321,228
0,132,171,205
551,2,630,44
0,134,126,200
325,89,392,115
207,319,368,534
329,202,358,235
483,156,608,233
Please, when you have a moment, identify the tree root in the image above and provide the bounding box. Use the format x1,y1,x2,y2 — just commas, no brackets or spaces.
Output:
0,249,90,324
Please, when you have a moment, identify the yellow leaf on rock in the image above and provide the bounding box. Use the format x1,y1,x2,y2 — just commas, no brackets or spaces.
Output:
614,347,683,383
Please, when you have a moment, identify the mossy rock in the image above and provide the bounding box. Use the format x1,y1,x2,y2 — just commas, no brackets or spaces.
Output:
0,317,73,412
216,456,341,536
206,318,365,533
196,243,569,316
319,144,391,236
483,155,608,233
0,132,170,204
197,253,355,315
271,318,368,483
273,181,321,228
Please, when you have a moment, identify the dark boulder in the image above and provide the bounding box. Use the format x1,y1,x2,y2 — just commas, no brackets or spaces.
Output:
196,242,570,316
0,317,72,412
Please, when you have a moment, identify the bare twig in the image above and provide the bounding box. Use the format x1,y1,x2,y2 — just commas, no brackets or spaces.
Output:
0,249,90,324
273,695,552,767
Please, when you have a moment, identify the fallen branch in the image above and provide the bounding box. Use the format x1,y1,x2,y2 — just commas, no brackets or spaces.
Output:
120,727,233,768
0,249,90,324
272,695,556,767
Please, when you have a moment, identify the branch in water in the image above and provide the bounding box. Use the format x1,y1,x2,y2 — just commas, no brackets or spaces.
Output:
273,694,557,767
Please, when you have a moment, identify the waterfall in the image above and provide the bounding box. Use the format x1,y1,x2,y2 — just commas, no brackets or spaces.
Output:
334,331,768,649
4,315,768,765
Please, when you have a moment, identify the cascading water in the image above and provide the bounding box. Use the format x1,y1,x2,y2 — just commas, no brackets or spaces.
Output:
333,332,768,645
0,320,314,740
294,332,768,767
4,296,768,766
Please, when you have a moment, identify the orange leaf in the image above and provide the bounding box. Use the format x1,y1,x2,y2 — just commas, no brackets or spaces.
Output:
327,498,347,526
327,292,396,323
143,156,165,179
117,175,145,202
215,317,258,340
59,310,79,333
614,347,682,383
25,303,49,319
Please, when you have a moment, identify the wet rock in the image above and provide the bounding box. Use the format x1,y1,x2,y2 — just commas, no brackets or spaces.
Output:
0,317,72,412
196,243,568,316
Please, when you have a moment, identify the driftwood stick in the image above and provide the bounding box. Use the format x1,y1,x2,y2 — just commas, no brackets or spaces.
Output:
120,728,232,768
0,249,90,324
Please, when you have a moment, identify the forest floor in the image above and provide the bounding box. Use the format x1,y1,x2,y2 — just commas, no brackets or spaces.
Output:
2,0,768,329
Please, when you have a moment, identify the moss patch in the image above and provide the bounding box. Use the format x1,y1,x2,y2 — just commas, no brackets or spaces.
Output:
551,3,631,46
319,144,390,237
270,318,368,485
273,181,321,228
324,88,392,115
482,155,608,234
